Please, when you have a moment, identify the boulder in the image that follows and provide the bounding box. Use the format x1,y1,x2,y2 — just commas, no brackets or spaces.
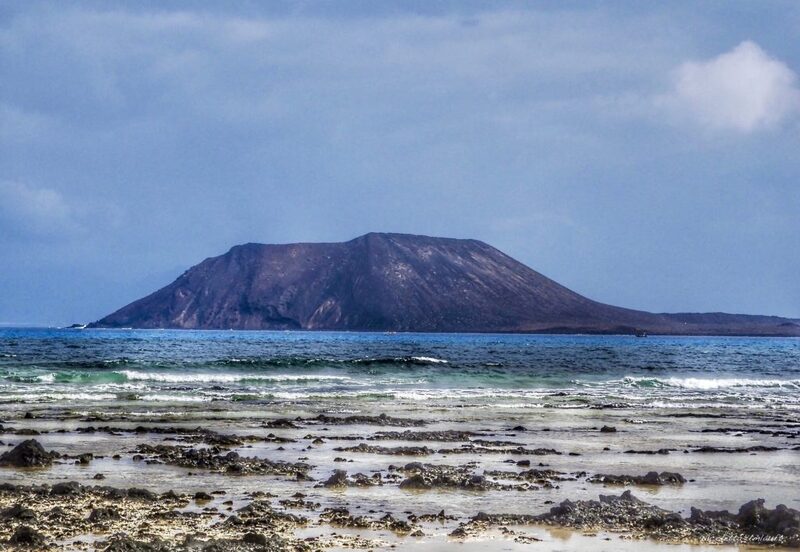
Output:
0,439,55,468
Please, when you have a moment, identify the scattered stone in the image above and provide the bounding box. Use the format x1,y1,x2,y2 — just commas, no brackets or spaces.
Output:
691,445,782,454
333,443,435,456
312,413,425,427
588,471,686,486
369,430,476,441
133,444,311,479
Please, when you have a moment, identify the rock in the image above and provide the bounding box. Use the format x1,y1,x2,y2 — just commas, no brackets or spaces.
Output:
89,507,120,523
1,503,36,521
333,443,435,456
588,471,686,486
241,532,268,545
194,491,213,501
477,491,800,547
600,425,617,433
0,439,55,467
9,525,46,547
51,481,82,495
78,453,93,464
133,443,310,479
102,536,171,551
24,412,34,420
323,469,349,488
15,429,40,436
127,488,156,501
399,474,430,490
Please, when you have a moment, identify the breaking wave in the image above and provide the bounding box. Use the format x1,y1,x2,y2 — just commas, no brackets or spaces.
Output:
619,376,800,390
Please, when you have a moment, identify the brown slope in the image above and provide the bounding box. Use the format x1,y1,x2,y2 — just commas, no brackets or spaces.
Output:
91,233,800,335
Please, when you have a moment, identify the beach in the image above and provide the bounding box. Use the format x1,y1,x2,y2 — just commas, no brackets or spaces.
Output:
0,329,798,550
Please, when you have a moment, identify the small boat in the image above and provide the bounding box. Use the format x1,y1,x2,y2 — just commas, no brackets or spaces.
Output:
635,330,648,338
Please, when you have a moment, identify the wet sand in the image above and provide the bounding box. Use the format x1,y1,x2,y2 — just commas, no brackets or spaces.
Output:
0,399,798,550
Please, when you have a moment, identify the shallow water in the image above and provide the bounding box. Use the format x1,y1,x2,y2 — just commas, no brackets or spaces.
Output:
0,329,798,550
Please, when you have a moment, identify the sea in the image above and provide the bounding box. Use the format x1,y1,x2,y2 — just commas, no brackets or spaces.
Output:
1,328,799,551
1,328,798,412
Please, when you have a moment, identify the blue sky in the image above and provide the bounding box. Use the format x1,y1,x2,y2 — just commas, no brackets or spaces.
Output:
1,1,799,325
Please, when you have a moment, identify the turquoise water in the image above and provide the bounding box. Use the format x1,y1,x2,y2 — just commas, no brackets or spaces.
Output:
0,328,799,410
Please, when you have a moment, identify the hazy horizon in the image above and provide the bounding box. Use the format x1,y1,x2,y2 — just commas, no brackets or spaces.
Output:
2,1,799,325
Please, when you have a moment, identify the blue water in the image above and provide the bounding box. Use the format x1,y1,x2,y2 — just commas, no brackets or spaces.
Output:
0,328,798,410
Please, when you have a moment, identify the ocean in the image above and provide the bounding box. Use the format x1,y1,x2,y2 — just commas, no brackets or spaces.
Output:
1,328,800,550
1,328,799,411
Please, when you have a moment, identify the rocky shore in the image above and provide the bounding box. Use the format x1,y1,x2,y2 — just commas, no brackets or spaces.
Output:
0,407,799,551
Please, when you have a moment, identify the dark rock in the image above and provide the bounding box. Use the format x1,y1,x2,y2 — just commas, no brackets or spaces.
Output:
51,481,82,495
241,533,268,545
600,425,617,433
1,503,36,521
692,445,782,454
194,491,213,501
323,469,349,488
0,439,55,467
399,474,430,490
89,507,120,523
334,443,434,456
102,536,172,551
9,525,46,547
588,471,686,486
133,443,310,478
127,487,156,501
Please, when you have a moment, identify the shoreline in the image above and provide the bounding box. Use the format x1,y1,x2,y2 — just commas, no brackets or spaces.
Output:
1,405,798,550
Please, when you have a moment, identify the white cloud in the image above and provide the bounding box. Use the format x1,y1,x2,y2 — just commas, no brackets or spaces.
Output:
0,181,121,240
665,41,800,132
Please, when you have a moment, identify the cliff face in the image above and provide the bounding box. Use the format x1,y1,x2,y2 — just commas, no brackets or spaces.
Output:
93,233,800,335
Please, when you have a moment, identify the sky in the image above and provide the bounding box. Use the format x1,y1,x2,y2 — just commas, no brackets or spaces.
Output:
1,1,799,325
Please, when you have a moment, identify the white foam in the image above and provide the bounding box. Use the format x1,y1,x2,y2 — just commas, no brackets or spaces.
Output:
624,376,800,390
0,393,118,402
137,394,210,402
411,356,448,364
115,370,350,384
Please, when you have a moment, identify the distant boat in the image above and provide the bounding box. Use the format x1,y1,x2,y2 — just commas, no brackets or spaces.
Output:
635,330,648,338
66,323,87,329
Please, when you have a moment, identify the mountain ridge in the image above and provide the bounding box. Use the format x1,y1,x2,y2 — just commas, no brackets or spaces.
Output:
91,233,800,336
